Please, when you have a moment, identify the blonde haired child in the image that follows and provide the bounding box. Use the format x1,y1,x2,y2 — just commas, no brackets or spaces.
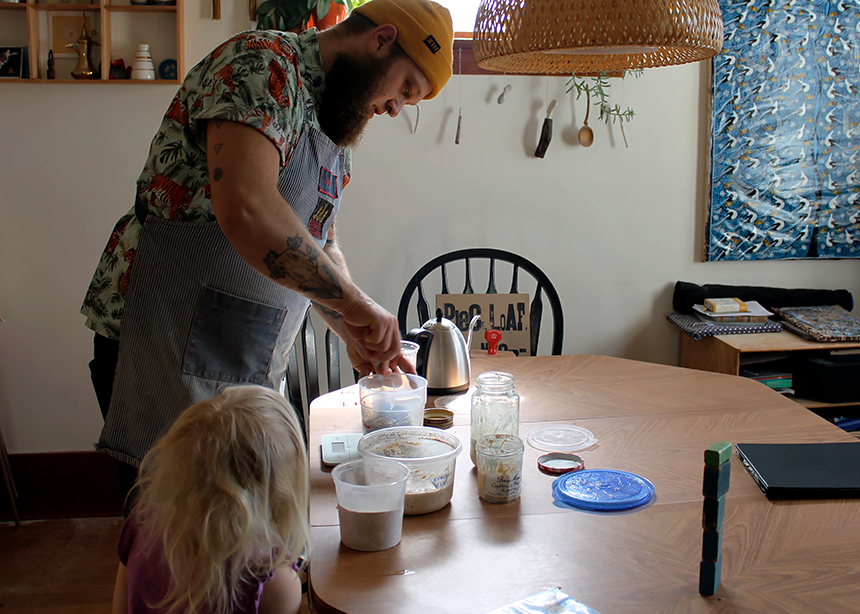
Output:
111,385,309,614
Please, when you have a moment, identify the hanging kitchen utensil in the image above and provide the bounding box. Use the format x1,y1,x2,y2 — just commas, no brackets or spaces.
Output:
455,48,463,145
534,98,557,158
578,87,594,147
497,83,512,104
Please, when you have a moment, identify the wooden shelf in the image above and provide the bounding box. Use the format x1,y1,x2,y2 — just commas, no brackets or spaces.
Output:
2,0,184,83
30,3,100,10
795,397,860,410
679,329,860,412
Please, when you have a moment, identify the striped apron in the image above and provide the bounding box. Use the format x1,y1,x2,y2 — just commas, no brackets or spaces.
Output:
97,114,346,467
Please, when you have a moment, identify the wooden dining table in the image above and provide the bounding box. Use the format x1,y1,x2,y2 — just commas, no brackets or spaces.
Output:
306,354,860,614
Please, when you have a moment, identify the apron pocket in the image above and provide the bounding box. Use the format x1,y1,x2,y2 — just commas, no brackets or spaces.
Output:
183,287,287,385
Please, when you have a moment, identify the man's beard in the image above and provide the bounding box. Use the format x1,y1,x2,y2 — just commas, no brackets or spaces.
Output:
317,53,393,148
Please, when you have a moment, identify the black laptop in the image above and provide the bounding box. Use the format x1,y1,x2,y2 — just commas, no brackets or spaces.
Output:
735,442,860,500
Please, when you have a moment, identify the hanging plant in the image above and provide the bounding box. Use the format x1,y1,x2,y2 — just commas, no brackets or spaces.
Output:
256,0,350,32
566,70,643,147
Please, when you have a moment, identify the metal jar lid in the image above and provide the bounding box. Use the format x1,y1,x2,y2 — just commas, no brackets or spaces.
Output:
423,408,454,429
538,452,585,475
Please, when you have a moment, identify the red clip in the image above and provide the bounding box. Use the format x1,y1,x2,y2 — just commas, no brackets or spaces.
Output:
484,329,502,354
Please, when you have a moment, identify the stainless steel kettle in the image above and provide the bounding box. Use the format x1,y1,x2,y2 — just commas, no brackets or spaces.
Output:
407,308,481,395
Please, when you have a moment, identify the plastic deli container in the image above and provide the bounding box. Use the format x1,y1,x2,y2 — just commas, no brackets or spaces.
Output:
358,426,461,515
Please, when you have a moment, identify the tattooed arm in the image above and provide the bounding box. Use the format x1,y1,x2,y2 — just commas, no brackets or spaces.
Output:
312,225,351,330
206,119,402,371
311,224,414,377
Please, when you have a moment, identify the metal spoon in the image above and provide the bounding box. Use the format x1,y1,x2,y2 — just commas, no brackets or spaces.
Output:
578,86,594,148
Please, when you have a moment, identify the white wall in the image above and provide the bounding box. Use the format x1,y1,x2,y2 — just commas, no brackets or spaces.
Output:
1,1,858,453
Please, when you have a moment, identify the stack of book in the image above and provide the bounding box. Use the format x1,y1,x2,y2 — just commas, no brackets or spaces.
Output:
693,299,773,325
740,368,794,397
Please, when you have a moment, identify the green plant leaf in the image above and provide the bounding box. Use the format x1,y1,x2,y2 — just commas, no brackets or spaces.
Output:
315,0,330,19
256,0,276,15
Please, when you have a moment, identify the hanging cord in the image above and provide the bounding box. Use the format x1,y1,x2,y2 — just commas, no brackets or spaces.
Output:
455,47,463,145
413,105,420,135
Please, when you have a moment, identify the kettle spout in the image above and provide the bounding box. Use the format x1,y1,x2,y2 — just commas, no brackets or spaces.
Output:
465,313,481,350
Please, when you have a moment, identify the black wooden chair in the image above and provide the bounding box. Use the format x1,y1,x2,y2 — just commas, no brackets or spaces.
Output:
284,311,345,443
1,424,20,528
397,248,564,356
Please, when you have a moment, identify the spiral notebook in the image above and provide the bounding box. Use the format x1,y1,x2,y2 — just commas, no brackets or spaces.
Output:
735,442,860,500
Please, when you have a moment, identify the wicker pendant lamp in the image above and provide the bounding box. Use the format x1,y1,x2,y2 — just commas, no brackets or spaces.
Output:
473,0,724,75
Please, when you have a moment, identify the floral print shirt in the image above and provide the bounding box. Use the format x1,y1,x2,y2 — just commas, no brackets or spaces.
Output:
81,28,351,339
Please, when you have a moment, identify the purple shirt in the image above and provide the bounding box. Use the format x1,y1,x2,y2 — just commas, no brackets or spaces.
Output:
118,514,270,614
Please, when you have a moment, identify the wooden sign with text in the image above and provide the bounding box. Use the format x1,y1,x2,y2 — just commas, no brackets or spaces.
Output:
436,294,531,356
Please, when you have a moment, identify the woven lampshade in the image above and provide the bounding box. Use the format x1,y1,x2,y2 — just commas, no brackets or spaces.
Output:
473,0,724,75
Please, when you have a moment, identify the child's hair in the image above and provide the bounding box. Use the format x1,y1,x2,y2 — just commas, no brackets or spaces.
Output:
133,385,310,614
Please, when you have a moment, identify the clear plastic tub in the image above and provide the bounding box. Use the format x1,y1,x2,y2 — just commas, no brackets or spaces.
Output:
358,373,427,434
358,426,461,515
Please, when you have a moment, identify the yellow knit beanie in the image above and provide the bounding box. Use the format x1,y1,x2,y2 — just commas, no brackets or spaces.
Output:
353,0,453,99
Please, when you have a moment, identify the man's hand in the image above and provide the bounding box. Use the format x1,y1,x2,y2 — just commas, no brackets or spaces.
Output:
347,340,416,378
339,292,403,374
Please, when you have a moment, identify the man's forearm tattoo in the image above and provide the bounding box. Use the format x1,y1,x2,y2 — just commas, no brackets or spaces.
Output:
315,303,343,321
264,234,344,299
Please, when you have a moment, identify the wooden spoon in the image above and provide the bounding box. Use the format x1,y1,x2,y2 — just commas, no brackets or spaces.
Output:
578,87,594,148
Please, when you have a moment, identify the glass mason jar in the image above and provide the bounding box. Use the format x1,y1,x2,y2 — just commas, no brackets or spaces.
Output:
470,371,520,464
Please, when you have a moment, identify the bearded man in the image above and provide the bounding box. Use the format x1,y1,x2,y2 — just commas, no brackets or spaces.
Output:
80,0,454,508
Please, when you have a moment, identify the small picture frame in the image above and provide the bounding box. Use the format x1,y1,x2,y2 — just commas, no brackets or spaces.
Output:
51,15,93,57
0,46,25,78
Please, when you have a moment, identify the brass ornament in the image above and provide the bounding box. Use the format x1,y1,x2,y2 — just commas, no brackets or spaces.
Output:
65,15,100,80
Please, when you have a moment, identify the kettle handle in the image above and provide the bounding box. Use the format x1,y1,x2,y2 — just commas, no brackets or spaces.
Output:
405,328,433,378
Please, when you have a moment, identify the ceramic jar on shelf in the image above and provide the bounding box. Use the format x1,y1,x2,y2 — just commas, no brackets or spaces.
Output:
130,44,155,80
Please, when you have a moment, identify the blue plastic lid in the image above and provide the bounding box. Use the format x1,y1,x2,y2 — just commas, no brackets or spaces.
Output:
552,469,654,511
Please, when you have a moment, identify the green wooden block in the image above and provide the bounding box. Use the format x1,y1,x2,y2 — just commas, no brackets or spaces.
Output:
702,495,726,531
702,529,723,563
704,441,733,467
699,554,723,595
703,462,731,499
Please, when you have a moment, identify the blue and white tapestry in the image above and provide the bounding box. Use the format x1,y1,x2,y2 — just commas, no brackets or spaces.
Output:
708,0,860,260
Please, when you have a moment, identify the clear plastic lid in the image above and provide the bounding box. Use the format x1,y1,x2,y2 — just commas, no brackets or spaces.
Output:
527,425,597,452
551,469,654,511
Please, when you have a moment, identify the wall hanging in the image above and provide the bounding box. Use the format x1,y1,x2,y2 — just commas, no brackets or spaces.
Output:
707,0,860,261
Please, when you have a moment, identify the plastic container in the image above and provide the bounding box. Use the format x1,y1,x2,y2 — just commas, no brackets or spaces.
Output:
359,373,427,434
400,340,420,370
358,426,461,515
332,458,409,551
470,371,520,464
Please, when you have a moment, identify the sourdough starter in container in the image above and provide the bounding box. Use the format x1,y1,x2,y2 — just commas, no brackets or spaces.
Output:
476,434,524,503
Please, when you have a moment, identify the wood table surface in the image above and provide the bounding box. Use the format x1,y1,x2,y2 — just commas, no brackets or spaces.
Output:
306,355,860,614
